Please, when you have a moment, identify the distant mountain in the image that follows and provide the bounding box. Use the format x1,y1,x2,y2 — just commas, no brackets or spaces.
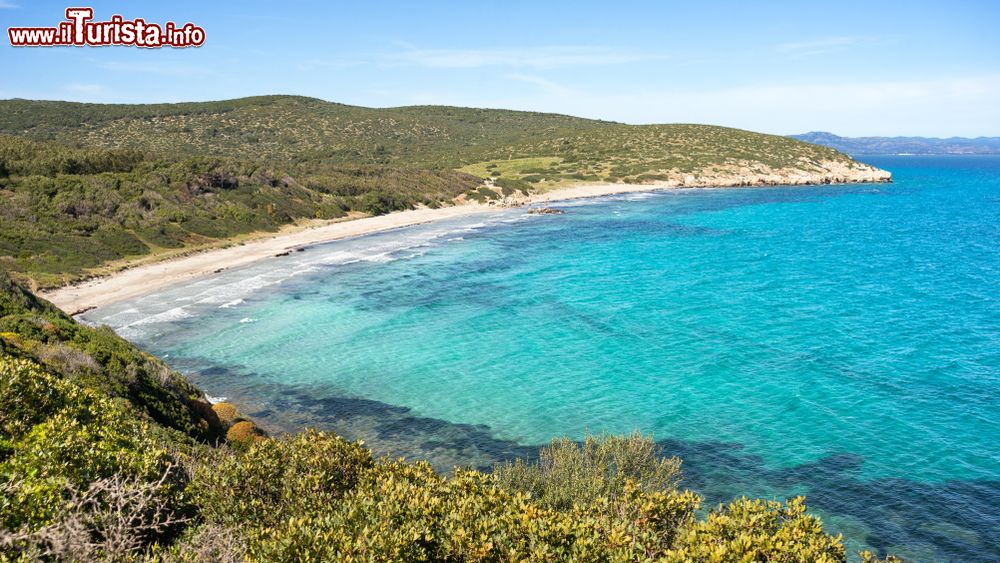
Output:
791,131,1000,156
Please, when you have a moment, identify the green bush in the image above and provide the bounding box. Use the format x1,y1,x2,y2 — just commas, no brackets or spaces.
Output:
358,190,413,215
668,496,846,561
0,353,71,440
0,355,177,532
495,177,532,195
206,433,841,561
189,430,373,528
493,432,682,511
0,270,223,442
247,459,702,561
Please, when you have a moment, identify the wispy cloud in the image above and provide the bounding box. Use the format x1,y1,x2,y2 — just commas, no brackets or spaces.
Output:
390,46,663,69
774,36,864,58
64,83,108,95
0,1,19,8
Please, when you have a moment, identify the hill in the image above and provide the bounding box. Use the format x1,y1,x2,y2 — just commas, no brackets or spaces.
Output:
0,270,896,561
0,134,488,287
0,96,890,287
1,96,884,180
791,131,1000,155
0,96,610,167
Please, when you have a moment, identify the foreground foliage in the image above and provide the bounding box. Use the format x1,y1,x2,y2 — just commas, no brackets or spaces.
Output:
0,272,890,561
0,270,222,440
493,433,683,511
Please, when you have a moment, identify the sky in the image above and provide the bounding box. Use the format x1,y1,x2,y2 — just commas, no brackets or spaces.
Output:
1,0,998,136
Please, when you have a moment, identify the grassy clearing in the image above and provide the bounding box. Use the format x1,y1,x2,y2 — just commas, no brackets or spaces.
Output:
458,156,564,179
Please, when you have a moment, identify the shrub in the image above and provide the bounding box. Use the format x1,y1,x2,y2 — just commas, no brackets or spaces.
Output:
224,420,262,445
155,522,247,563
358,191,412,216
189,430,373,528
35,342,101,379
668,496,845,561
248,458,703,561
0,355,853,562
495,177,532,195
210,402,238,427
2,466,189,561
493,432,682,511
0,354,70,439
0,355,180,546
0,270,223,443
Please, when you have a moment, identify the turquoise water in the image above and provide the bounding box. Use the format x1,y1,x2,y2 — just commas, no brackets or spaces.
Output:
86,156,1000,560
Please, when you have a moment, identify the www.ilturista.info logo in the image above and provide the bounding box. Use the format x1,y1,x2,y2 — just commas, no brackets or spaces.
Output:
8,7,205,48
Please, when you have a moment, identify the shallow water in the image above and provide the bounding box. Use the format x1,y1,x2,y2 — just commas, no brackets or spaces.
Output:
86,156,1000,560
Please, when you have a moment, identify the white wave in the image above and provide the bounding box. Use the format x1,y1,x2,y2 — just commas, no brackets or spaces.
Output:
92,210,536,329
403,250,429,259
96,306,141,322
548,199,601,207
120,305,193,330
622,192,657,201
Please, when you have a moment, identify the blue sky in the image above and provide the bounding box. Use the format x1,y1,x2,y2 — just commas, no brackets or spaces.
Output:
1,0,998,136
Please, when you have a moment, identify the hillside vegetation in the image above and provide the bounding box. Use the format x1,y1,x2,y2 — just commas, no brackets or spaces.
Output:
0,96,861,174
0,270,902,561
0,135,481,287
0,96,883,286
0,96,612,167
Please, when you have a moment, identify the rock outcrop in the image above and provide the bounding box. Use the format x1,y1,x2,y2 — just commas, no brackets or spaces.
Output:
662,159,892,188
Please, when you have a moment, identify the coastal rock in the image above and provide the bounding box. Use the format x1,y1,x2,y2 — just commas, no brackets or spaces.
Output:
211,402,240,426
617,159,890,190
226,420,267,445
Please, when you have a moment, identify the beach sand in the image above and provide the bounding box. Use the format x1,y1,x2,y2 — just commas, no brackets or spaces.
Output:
42,182,676,314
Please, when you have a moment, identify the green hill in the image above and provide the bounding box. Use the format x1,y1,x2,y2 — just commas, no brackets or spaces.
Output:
0,270,895,561
0,95,866,176
0,96,887,287
0,96,612,167
0,135,481,287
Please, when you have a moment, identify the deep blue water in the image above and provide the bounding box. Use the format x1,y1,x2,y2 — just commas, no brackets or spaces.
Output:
86,156,1000,560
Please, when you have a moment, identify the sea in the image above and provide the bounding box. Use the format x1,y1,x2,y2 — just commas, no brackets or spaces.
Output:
83,156,1000,560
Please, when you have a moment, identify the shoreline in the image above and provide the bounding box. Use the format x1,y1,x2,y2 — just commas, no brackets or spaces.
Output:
41,177,886,314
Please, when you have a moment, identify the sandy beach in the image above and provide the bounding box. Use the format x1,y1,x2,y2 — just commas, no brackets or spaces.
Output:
42,182,679,314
